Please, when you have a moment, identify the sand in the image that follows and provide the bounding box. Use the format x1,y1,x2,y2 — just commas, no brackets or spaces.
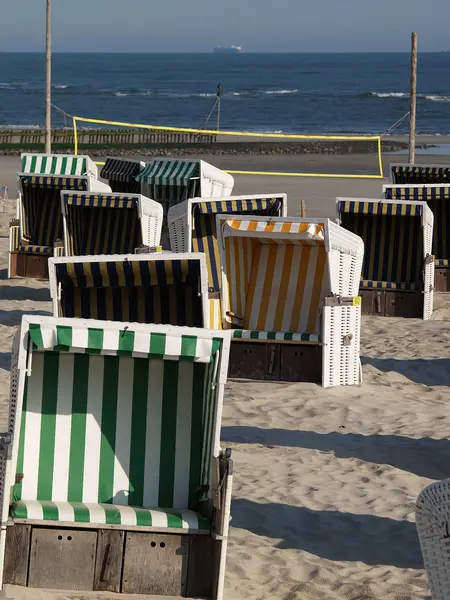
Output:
1,153,448,600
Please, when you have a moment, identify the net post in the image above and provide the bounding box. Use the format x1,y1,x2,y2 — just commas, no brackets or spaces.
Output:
73,117,78,155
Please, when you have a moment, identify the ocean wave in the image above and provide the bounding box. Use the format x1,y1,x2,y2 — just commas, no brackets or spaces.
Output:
424,94,450,102
54,85,70,90
369,91,408,98
264,89,298,95
368,91,450,102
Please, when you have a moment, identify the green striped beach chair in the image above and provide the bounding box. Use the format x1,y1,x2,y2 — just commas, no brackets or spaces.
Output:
383,183,450,292
48,253,211,327
337,198,434,319
61,191,163,257
100,157,146,194
168,194,287,329
1,316,232,598
135,159,234,217
391,164,450,185
9,154,110,279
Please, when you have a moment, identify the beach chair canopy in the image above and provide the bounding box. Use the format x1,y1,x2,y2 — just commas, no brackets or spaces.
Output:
49,253,209,327
384,184,450,266
136,159,234,215
100,157,145,193
10,316,230,530
62,191,163,256
21,153,98,178
169,194,287,291
217,216,363,339
337,199,433,290
391,164,450,185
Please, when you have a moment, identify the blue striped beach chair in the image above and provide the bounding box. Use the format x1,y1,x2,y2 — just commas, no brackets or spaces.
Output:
337,198,434,319
168,194,288,328
383,183,450,291
9,154,109,279
391,164,450,185
0,315,232,598
100,157,146,194
61,191,163,257
216,216,364,387
48,253,210,327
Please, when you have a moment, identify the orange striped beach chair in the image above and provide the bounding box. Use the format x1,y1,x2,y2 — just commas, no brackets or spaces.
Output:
337,198,434,319
216,216,364,387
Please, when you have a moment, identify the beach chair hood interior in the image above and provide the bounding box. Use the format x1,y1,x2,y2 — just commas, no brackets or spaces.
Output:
337,198,434,319
1,316,232,598
62,191,163,256
391,164,450,185
49,253,210,328
217,216,364,387
100,157,145,193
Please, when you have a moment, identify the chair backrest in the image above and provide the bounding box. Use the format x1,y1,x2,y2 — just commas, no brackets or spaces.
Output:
219,218,330,333
14,321,225,510
192,197,285,291
52,257,205,327
391,164,450,185
338,200,423,283
100,158,144,194
20,176,88,246
63,193,142,256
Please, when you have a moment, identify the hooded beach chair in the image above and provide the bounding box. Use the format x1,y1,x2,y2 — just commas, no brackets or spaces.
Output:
61,191,163,257
8,153,110,279
216,216,364,387
391,164,450,185
383,184,450,292
337,198,434,319
168,194,288,328
135,159,234,217
48,253,210,327
0,315,232,599
100,157,146,193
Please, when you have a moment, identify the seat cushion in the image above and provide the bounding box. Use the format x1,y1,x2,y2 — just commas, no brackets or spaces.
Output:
18,245,52,255
232,330,321,343
10,501,210,532
360,280,420,291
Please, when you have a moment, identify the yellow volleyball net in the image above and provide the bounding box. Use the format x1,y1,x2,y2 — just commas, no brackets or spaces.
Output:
72,116,384,179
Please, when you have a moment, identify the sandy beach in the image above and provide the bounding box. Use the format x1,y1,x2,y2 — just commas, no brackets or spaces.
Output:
1,151,449,600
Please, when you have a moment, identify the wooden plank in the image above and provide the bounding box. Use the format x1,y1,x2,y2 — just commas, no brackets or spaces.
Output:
14,519,207,535
186,535,215,599
122,532,189,596
94,529,124,592
3,524,31,586
28,528,97,590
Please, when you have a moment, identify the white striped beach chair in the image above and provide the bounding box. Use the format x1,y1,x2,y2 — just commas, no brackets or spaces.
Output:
416,480,450,600
383,184,450,292
216,216,364,387
100,157,146,194
0,315,232,598
49,253,211,327
168,194,287,329
337,198,434,319
9,154,110,279
61,191,163,257
391,164,450,185
135,159,234,217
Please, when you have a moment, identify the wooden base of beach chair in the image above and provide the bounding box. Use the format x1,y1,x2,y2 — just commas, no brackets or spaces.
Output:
3,523,217,597
229,341,322,382
434,267,450,292
8,252,17,279
14,253,49,280
361,289,423,318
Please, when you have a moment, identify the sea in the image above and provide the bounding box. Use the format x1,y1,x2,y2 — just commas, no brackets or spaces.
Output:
1,52,450,134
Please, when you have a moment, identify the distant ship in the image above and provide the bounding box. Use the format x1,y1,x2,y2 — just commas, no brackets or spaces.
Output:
213,46,243,55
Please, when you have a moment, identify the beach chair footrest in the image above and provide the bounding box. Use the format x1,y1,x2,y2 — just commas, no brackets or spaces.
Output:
434,266,450,292
13,249,51,279
360,288,423,318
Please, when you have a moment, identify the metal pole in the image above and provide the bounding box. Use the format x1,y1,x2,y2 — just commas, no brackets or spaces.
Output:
409,32,417,163
45,0,52,154
217,83,222,131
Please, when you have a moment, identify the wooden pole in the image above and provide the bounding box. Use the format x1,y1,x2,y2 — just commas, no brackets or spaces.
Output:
45,0,52,154
409,32,418,163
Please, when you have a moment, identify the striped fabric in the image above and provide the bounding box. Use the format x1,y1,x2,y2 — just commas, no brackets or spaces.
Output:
192,198,282,291
339,209,423,285
384,186,450,201
64,194,138,209
100,158,143,193
13,349,218,513
18,245,52,255
338,200,423,217
360,280,420,290
11,502,209,531
232,330,321,342
436,259,450,266
21,155,88,176
391,165,450,185
55,260,204,327
225,219,325,238
10,226,20,252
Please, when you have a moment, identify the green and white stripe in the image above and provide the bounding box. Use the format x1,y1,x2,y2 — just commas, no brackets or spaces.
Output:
11,501,209,531
232,330,321,343
29,323,221,363
136,160,198,185
21,155,89,177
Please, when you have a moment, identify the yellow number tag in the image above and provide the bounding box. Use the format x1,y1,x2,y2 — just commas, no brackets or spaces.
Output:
353,297,362,306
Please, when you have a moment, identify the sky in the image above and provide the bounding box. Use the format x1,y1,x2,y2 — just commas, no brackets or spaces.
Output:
1,0,449,53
